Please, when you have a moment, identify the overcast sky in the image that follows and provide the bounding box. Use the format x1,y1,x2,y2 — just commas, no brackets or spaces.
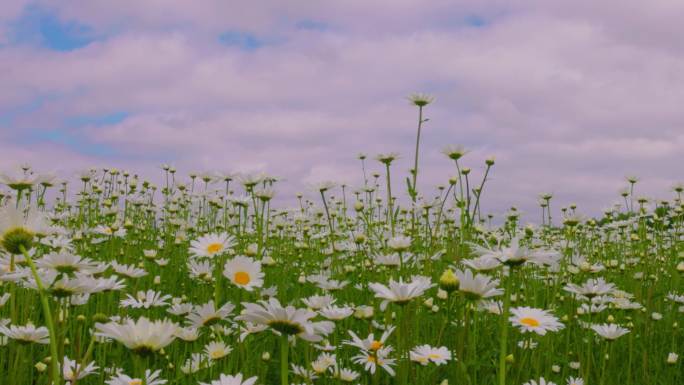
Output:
1,1,683,220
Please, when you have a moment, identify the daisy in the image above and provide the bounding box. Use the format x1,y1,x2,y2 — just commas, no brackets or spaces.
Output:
186,301,235,328
666,292,684,304
110,261,147,278
408,93,435,107
344,326,395,352
312,277,349,291
523,377,556,385
0,170,42,190
95,317,178,354
188,260,213,282
0,322,50,344
181,352,213,374
564,278,616,299
311,352,337,374
571,254,604,273
199,373,258,385
374,253,409,267
478,300,503,315
291,364,318,381
455,269,503,300
238,322,269,341
442,144,469,160
470,237,559,267
204,341,233,360
0,205,48,254
387,236,412,251
39,234,74,252
590,323,630,340
62,357,98,382
409,345,452,365
509,307,564,335
92,225,126,238
105,369,167,385
302,294,336,310
174,327,201,342
332,367,360,382
351,346,396,376
24,271,98,297
190,233,236,258
567,377,584,385
238,172,265,189
461,255,501,271
319,305,354,321
90,275,126,292
313,341,337,352
223,255,264,291
368,276,433,310
375,152,401,165
120,290,172,309
168,302,194,316
36,252,99,274
237,298,332,342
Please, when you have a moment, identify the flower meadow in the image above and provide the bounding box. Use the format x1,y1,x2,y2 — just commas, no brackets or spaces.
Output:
0,96,682,385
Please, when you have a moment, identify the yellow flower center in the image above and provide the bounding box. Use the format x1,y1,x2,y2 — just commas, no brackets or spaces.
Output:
206,243,222,254
428,353,442,359
520,317,540,327
234,271,251,285
210,350,225,359
367,355,377,363
370,340,383,350
129,380,142,385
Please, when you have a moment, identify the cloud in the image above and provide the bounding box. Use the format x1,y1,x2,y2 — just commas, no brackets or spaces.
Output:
1,1,683,220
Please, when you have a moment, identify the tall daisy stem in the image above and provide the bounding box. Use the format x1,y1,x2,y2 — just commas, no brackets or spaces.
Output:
21,245,61,385
280,335,289,385
384,163,394,236
498,270,513,385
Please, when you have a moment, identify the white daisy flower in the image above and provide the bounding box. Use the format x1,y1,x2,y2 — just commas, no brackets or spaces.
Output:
409,345,452,365
95,317,178,353
223,255,264,291
190,233,236,258
509,306,564,335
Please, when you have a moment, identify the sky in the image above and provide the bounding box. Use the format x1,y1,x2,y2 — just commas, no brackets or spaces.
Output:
1,0,683,220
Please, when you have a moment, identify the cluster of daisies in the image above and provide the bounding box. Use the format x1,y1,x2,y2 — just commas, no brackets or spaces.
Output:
0,154,682,385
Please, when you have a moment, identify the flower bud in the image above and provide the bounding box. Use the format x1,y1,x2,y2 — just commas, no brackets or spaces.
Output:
667,352,678,364
439,269,459,292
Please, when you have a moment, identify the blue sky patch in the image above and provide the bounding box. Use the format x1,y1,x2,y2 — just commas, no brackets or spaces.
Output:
9,5,97,51
29,129,119,157
465,15,487,28
0,95,56,125
296,19,329,31
218,31,264,50
64,112,129,128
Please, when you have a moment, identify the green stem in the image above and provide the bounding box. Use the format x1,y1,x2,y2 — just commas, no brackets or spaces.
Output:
280,335,289,385
385,164,394,235
21,245,62,385
498,270,513,385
